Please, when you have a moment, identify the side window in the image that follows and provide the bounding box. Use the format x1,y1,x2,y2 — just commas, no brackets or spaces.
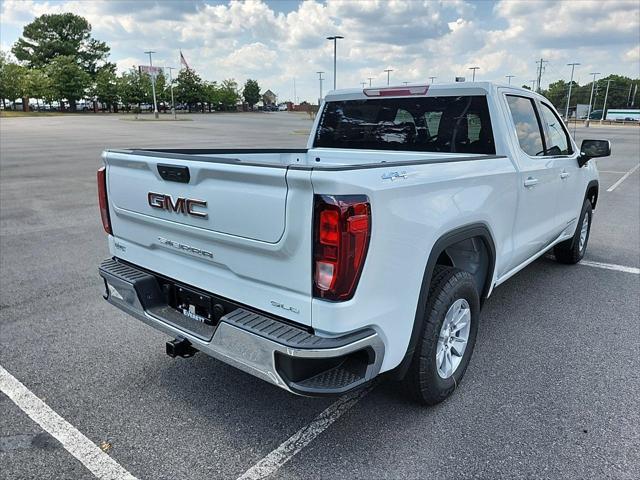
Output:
394,109,415,125
506,95,545,156
540,103,572,155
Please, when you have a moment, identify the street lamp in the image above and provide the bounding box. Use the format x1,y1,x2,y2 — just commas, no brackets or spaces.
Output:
326,36,344,90
585,72,600,127
384,68,393,86
317,71,324,105
166,66,177,120
144,50,159,119
505,75,515,85
429,76,437,84
468,66,479,82
367,77,373,87
565,62,580,121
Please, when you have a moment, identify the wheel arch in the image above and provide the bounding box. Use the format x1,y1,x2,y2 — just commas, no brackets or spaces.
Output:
390,223,496,380
585,180,599,210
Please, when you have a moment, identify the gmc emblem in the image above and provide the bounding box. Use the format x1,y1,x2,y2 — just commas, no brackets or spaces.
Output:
148,192,208,219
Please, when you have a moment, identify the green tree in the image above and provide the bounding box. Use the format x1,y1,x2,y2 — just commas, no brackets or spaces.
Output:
94,66,119,111
46,55,90,110
117,69,145,109
218,79,240,111
242,79,260,108
175,68,204,111
0,61,28,109
202,81,220,112
25,68,52,109
12,13,110,76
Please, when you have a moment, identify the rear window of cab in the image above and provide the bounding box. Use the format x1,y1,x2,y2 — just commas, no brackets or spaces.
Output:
314,96,495,155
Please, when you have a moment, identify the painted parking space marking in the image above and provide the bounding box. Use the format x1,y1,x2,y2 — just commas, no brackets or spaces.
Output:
237,384,375,480
606,163,639,192
0,365,137,480
580,260,640,275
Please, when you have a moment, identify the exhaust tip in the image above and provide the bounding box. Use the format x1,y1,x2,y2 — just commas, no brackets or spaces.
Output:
166,337,198,358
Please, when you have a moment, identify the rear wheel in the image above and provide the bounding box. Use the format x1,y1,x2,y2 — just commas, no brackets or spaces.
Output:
554,199,592,264
402,266,480,405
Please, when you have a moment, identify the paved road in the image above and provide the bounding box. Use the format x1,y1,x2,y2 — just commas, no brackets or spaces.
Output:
1,114,638,480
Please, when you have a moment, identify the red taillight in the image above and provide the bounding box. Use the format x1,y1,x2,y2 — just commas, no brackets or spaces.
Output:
97,166,112,235
363,85,429,97
313,195,371,301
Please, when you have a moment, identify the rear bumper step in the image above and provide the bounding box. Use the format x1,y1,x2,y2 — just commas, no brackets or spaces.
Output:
99,258,384,396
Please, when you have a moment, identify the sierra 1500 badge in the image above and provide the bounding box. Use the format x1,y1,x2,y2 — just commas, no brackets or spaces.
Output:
148,192,208,219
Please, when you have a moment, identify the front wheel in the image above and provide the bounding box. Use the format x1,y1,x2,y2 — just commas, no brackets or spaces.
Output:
554,199,592,264
402,266,480,405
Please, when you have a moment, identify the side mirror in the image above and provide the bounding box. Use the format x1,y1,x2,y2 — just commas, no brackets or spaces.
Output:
578,139,611,167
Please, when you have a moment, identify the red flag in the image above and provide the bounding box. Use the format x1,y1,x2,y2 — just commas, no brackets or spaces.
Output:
180,50,191,70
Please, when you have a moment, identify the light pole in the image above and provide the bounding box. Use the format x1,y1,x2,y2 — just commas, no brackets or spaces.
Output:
367,77,373,87
505,75,515,85
529,79,536,90
144,50,159,119
165,66,177,120
384,68,393,85
429,76,437,84
468,66,479,81
600,79,611,123
402,81,409,85
326,36,343,90
565,62,580,121
585,72,600,127
316,71,324,105
361,82,367,88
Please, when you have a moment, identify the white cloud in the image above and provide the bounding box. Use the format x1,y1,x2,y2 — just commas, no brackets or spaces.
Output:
1,0,638,102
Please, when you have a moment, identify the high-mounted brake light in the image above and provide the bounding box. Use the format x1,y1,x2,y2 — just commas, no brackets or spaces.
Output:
313,195,371,301
363,85,429,97
97,166,112,235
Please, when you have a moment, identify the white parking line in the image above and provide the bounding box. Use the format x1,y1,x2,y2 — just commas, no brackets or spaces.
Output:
0,365,137,480
237,384,374,480
607,163,639,192
580,260,640,275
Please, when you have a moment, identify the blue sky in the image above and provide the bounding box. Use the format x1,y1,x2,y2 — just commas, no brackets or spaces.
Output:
1,0,638,102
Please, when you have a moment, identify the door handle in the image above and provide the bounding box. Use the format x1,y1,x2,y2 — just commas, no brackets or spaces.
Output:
560,171,570,179
524,177,539,188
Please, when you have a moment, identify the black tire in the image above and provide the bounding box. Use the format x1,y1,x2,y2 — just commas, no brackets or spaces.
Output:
402,266,480,405
554,199,592,264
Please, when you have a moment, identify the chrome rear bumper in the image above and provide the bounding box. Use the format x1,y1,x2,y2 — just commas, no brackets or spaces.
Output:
99,258,384,395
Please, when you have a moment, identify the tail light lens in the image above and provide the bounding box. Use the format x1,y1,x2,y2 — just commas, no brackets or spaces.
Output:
313,195,371,301
97,166,112,234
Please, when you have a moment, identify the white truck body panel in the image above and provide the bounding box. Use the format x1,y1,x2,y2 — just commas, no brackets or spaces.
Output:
99,82,600,393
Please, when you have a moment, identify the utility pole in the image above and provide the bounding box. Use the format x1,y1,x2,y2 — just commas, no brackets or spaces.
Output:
585,72,600,127
600,79,611,123
505,75,515,85
631,84,637,107
627,83,633,106
293,78,297,105
367,77,373,87
535,58,548,93
565,62,580,121
144,50,159,119
166,66,177,120
316,71,324,105
529,79,536,90
468,66,479,81
429,76,437,84
326,36,344,90
384,69,393,85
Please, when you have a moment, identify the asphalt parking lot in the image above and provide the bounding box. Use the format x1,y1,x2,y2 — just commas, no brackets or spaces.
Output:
1,113,638,480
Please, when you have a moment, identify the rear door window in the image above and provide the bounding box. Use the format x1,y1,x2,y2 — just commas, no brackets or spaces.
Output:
314,96,495,154
506,95,545,156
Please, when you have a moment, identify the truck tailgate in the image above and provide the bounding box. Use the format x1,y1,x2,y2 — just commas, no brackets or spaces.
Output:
104,150,314,325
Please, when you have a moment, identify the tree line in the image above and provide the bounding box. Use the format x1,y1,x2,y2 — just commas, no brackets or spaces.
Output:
529,74,638,114
0,13,266,112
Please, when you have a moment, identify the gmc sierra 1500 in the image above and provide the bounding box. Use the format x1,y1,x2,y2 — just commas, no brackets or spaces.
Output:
98,82,611,404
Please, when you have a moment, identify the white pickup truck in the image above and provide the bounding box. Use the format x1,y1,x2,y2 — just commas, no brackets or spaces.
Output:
98,82,610,404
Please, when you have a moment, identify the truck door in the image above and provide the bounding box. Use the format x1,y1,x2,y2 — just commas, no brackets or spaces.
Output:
503,94,563,268
537,101,584,231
